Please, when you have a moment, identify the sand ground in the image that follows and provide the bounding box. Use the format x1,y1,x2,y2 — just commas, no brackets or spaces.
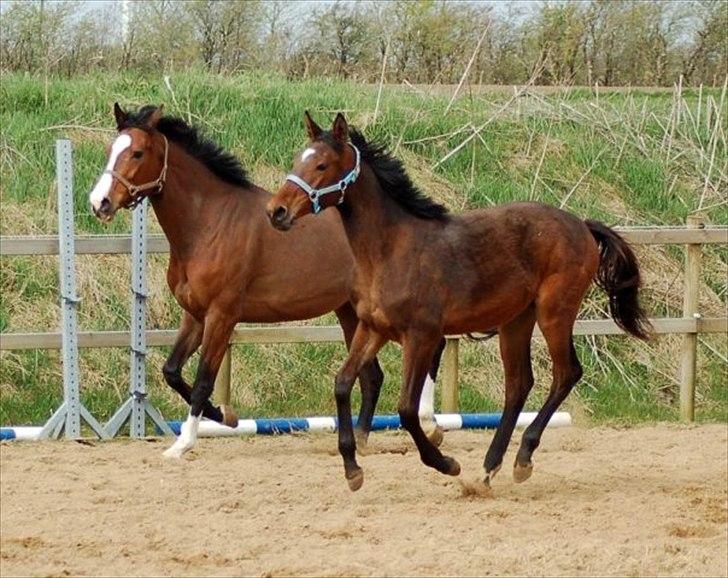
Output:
1,424,727,577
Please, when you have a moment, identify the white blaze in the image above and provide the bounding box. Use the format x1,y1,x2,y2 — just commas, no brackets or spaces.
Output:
301,147,316,162
89,134,131,210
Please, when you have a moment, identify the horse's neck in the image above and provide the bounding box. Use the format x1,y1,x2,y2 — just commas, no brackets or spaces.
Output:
340,167,414,264
149,145,254,258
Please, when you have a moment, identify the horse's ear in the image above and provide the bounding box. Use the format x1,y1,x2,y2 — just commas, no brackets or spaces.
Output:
304,110,322,140
146,104,164,129
331,112,348,143
113,102,128,130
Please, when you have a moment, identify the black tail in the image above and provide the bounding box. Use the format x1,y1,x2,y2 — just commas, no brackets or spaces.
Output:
586,220,652,340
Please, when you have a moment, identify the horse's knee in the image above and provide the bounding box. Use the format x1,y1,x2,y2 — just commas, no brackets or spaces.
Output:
162,362,180,385
335,373,355,403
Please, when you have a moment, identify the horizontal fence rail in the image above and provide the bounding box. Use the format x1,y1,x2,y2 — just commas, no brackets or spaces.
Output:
2,227,726,256
1,318,726,351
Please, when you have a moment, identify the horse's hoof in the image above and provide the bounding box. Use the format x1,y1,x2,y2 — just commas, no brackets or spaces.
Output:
221,405,238,428
162,445,184,459
346,468,364,492
426,425,445,448
354,430,371,456
442,456,461,476
513,461,533,483
484,464,501,487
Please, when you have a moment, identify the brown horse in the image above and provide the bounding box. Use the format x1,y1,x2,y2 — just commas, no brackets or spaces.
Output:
267,112,651,491
88,104,445,458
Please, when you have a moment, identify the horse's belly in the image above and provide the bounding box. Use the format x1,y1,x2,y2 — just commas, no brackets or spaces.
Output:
443,287,534,334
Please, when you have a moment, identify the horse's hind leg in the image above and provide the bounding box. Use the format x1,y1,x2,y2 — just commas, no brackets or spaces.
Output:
483,305,536,486
399,332,461,477
335,303,384,451
163,312,236,459
514,288,584,482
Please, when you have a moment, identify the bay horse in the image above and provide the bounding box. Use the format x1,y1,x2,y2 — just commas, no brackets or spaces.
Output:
87,104,446,458
267,112,652,491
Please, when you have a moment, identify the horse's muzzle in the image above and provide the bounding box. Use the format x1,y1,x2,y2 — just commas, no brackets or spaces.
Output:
267,204,293,231
92,197,115,222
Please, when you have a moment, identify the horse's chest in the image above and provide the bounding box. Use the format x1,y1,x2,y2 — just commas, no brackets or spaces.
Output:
353,282,413,336
167,263,205,318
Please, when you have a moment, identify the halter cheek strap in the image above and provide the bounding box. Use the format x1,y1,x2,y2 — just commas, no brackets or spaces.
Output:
105,135,169,209
285,144,360,214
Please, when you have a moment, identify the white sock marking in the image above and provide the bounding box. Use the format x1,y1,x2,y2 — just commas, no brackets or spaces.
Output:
89,134,131,210
419,374,436,420
163,413,200,459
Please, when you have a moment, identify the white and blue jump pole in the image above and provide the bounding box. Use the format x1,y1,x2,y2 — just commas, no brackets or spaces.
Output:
0,411,571,441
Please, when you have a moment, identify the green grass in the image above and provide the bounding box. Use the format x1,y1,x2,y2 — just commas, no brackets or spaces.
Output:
1,71,726,427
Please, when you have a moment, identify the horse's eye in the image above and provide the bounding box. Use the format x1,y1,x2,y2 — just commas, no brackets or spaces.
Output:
132,150,143,159
316,163,326,171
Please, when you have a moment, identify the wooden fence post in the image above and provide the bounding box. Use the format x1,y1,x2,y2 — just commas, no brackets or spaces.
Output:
680,215,703,421
441,337,460,413
213,345,232,407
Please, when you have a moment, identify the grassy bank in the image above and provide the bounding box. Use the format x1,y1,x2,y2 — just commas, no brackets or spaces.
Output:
1,71,726,428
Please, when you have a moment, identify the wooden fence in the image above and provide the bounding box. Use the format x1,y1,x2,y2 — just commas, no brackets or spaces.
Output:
1,221,726,420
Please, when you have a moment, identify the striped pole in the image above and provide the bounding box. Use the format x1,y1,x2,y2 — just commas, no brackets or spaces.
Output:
1,412,571,441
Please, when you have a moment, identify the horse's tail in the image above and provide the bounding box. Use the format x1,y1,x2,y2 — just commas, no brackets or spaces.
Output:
585,220,652,340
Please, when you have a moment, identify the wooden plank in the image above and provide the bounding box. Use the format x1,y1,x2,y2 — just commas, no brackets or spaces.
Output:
0,235,170,256
441,338,460,413
2,228,725,256
1,318,726,351
680,216,702,422
617,228,727,245
213,346,232,407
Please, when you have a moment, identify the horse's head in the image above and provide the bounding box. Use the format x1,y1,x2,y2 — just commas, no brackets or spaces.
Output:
267,111,358,231
89,103,168,222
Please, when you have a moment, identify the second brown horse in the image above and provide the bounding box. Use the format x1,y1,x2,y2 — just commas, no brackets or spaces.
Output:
268,112,651,491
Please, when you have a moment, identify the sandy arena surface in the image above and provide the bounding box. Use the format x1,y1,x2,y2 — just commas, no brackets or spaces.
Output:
1,424,727,577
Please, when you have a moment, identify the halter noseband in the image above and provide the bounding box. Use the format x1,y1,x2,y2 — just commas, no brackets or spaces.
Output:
105,135,169,209
285,144,361,214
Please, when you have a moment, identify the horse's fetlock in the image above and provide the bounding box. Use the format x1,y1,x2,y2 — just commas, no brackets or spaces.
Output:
398,408,419,431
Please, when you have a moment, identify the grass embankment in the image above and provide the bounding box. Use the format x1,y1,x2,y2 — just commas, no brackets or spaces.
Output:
1,72,726,428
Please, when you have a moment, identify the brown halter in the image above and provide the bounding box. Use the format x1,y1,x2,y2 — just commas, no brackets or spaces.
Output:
105,134,169,208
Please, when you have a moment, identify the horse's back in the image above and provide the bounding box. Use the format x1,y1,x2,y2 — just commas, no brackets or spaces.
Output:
436,202,600,333
452,202,598,270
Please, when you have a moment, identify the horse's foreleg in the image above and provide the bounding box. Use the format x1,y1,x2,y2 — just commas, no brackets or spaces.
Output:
418,337,446,447
483,306,536,486
400,333,461,477
335,303,384,451
335,322,386,491
162,312,201,406
163,312,236,459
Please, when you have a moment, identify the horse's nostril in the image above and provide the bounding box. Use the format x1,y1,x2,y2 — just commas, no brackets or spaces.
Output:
100,198,111,212
272,206,288,222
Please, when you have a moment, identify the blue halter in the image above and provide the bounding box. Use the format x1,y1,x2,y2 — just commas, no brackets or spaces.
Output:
285,144,361,214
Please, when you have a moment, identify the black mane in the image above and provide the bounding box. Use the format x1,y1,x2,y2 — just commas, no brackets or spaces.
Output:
340,129,448,221
120,106,251,188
